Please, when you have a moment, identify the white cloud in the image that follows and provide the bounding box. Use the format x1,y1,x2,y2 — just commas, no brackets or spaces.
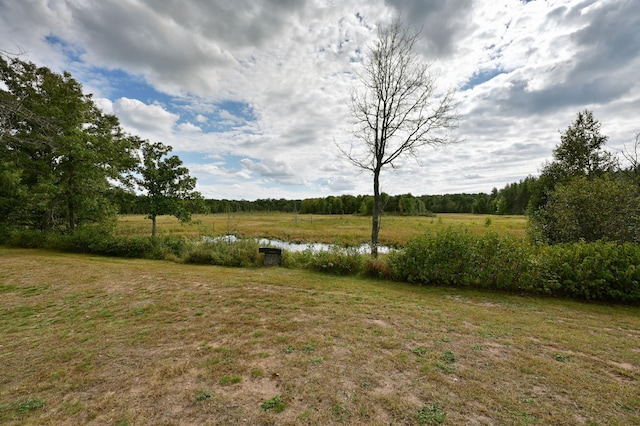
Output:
178,122,202,133
113,98,179,136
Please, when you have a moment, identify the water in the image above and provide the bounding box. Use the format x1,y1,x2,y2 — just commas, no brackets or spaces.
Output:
207,235,391,255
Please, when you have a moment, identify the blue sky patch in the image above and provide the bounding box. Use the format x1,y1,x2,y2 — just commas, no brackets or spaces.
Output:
461,68,505,91
44,34,83,63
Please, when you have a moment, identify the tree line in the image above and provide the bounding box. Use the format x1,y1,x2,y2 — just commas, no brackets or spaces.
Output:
111,189,532,217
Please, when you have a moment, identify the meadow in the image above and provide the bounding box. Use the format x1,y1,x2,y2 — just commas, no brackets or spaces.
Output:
115,212,528,245
1,245,639,425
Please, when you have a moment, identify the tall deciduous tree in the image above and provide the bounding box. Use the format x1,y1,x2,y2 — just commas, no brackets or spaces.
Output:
134,141,203,237
341,18,458,257
0,56,138,232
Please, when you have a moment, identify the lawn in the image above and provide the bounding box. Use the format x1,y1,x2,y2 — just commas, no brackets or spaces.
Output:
116,212,528,246
1,248,638,425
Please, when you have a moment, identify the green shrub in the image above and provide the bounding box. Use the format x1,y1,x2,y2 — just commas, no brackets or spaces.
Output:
183,239,260,267
390,228,640,303
291,247,364,275
389,227,475,286
538,241,640,302
5,229,49,248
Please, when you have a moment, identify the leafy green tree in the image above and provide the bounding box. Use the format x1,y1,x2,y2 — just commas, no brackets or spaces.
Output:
529,175,640,244
0,57,138,232
341,18,458,256
528,109,617,213
134,141,203,237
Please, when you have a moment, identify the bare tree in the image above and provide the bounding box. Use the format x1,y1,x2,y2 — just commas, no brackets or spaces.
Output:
622,132,640,186
341,18,458,257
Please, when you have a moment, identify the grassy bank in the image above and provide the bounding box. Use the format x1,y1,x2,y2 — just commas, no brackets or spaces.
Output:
116,212,528,245
1,248,638,425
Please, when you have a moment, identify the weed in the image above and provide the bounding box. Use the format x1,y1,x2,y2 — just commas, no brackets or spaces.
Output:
440,350,455,364
261,395,286,413
436,363,455,373
16,398,45,413
332,403,352,422
417,402,446,425
552,353,572,363
412,346,429,357
284,345,295,354
196,391,211,401
219,375,242,385
251,368,264,378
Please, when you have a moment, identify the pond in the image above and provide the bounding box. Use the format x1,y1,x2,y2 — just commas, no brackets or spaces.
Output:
208,235,391,255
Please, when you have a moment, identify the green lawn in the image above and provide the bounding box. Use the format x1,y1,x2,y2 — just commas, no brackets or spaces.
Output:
1,248,638,425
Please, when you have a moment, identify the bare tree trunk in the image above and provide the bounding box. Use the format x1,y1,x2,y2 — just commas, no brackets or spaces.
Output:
371,167,382,258
151,215,157,238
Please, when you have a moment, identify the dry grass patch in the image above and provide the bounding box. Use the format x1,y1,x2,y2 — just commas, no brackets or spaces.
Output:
1,248,638,425
116,212,527,246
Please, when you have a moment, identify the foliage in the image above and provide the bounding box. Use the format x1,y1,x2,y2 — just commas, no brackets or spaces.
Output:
183,239,260,268
529,175,640,244
389,228,640,303
4,226,187,259
539,241,640,302
286,246,364,275
417,402,446,425
132,141,204,237
0,56,138,233
261,395,286,413
388,228,538,289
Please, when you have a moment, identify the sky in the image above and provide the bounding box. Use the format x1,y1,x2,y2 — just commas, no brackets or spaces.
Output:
1,0,639,200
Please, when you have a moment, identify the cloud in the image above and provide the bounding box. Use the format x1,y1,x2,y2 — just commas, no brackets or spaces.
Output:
240,158,305,185
384,0,474,56
178,122,202,133
113,98,179,135
1,0,639,200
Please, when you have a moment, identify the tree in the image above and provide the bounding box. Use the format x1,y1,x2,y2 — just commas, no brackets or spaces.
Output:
529,175,640,244
0,56,138,232
528,109,617,213
134,141,203,237
341,18,458,256
621,132,640,187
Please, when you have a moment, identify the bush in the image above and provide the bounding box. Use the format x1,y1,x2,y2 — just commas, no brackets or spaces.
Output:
183,239,260,267
5,229,50,248
286,247,364,275
389,227,475,286
389,228,640,303
538,241,640,302
363,257,394,280
529,176,640,244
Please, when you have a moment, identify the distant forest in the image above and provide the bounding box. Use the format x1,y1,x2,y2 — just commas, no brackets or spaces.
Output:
112,176,537,216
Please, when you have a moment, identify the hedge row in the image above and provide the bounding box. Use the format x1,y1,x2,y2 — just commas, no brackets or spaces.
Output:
388,228,640,303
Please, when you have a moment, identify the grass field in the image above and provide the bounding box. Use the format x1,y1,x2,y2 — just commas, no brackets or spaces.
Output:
116,212,528,246
1,248,638,425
